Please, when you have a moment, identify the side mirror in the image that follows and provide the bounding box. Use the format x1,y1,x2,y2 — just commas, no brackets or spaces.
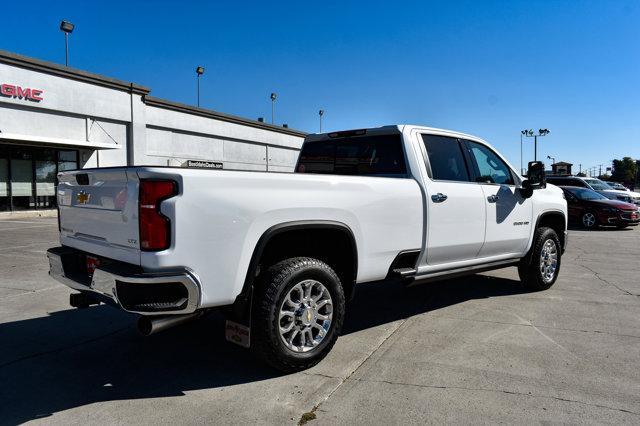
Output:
519,161,546,199
526,161,546,189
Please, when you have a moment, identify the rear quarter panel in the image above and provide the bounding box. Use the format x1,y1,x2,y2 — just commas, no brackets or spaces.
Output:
136,168,423,308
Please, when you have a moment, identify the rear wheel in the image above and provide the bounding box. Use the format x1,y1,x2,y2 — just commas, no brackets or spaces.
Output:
518,227,562,291
251,257,345,372
581,211,597,229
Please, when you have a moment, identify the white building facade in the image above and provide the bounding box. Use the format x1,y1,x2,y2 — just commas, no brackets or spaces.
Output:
0,50,305,213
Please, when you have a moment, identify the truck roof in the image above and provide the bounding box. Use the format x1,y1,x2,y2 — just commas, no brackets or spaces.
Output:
305,124,486,145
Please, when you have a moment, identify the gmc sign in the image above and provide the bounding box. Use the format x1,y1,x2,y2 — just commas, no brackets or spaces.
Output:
0,84,43,102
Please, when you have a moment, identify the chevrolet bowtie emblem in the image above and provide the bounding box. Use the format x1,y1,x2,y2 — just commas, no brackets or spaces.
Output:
76,191,90,205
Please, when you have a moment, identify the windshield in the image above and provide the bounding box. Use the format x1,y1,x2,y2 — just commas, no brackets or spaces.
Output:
585,179,612,191
566,187,608,201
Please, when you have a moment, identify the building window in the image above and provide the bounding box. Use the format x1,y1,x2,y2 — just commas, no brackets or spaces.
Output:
10,148,34,210
36,149,57,209
58,150,78,172
0,147,9,212
0,144,78,212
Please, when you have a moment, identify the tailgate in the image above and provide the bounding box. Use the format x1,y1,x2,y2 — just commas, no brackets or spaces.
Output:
57,168,141,265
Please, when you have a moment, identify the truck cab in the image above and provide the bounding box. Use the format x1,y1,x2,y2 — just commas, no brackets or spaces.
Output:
297,125,567,273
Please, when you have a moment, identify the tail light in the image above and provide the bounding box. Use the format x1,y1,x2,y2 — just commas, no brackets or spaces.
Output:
139,180,178,251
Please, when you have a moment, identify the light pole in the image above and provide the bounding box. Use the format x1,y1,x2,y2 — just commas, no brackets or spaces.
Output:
270,92,277,124
520,130,527,175
60,20,75,66
319,109,324,132
523,128,550,161
196,66,204,107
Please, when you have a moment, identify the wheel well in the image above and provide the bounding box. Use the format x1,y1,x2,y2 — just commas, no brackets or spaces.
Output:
537,212,566,248
244,224,358,302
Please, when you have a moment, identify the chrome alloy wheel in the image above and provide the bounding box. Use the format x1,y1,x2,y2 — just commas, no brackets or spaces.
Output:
539,239,558,283
582,212,596,228
278,279,333,353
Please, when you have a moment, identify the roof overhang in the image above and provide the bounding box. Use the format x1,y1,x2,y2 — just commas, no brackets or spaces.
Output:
0,132,121,150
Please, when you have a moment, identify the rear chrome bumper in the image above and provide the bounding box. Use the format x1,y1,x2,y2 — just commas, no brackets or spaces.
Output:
47,246,201,316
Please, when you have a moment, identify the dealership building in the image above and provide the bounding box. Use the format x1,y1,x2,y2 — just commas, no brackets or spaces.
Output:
0,49,305,214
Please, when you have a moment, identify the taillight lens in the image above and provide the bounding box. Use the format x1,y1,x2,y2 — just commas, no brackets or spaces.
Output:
139,180,177,251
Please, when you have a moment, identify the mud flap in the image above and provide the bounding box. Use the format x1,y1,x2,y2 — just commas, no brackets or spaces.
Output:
225,320,250,348
225,286,252,348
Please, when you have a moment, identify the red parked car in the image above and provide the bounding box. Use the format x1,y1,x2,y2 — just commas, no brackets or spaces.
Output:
561,186,640,229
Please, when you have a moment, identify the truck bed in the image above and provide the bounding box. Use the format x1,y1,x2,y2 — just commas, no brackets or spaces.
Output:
56,166,424,307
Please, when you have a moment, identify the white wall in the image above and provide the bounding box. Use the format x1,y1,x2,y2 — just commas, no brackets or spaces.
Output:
0,58,304,172
142,106,302,171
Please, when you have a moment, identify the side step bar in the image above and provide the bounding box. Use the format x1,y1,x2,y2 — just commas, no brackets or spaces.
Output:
406,258,521,286
391,267,417,278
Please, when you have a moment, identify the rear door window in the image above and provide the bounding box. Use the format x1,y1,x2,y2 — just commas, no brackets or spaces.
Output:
296,134,407,177
421,135,471,182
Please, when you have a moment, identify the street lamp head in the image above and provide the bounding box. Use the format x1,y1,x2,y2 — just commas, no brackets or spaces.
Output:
319,109,324,116
539,128,550,136
196,66,205,76
270,92,277,101
60,20,75,33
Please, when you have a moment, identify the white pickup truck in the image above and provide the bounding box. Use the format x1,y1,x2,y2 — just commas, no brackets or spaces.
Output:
47,125,567,371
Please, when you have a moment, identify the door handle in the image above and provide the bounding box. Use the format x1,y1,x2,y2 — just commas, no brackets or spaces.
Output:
431,193,448,203
487,194,500,203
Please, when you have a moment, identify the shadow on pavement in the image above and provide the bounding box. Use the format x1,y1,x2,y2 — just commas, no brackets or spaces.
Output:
0,274,527,424
344,274,529,335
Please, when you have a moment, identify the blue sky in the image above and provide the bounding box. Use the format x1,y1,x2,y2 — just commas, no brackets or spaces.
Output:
1,0,638,172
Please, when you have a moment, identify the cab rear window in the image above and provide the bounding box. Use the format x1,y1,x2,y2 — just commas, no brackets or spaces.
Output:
296,135,407,177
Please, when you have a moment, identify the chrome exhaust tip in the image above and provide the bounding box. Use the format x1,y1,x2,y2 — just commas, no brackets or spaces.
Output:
137,312,202,336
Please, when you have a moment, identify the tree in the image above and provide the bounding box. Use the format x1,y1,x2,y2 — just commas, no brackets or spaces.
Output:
611,157,637,184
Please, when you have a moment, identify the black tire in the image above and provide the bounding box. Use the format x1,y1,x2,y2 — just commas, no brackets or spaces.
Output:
581,211,598,229
251,257,345,372
518,227,562,291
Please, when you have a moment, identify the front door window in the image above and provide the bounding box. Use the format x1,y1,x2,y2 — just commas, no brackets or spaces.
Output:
465,141,514,185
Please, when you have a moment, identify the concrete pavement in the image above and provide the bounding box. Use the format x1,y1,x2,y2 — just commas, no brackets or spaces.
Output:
0,218,638,424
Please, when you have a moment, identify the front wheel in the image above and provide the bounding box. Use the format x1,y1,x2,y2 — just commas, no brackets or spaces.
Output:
581,211,597,229
251,257,345,372
518,227,562,291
